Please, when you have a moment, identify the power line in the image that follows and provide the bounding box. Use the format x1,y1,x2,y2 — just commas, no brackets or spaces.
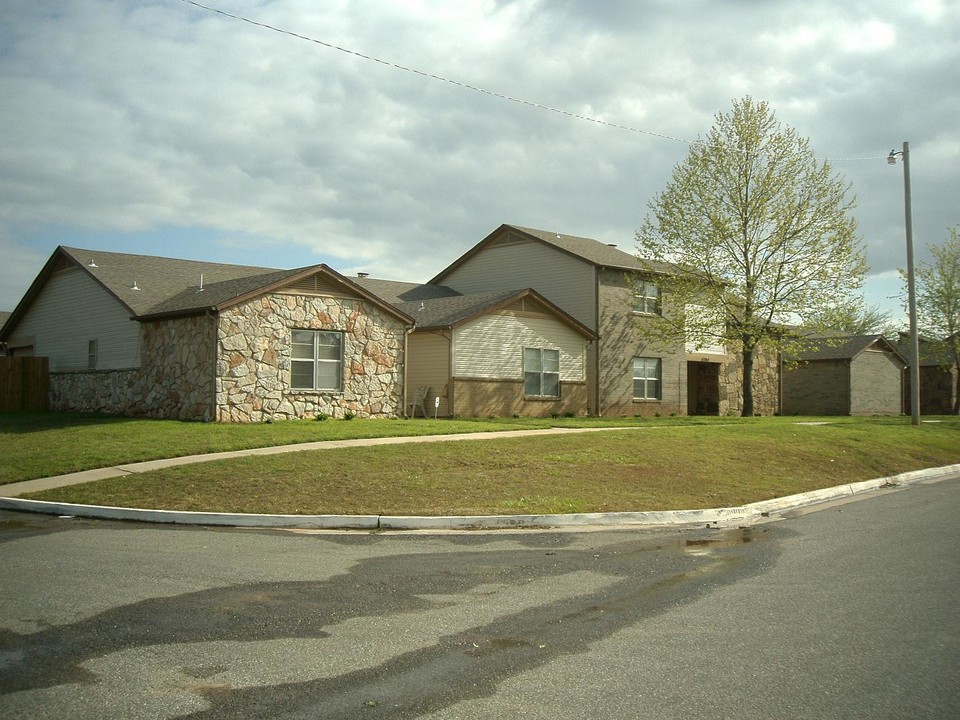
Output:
178,0,886,161
179,0,695,145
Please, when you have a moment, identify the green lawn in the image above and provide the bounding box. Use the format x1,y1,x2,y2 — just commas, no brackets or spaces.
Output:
0,411,751,484
3,412,959,516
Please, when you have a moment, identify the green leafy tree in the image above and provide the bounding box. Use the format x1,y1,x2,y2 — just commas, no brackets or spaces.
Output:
804,296,896,337
912,226,960,413
636,97,866,416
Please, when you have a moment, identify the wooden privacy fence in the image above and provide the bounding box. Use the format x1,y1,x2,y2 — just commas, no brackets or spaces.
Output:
0,356,49,411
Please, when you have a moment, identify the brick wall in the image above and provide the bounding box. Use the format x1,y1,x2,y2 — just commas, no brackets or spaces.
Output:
782,359,850,415
596,269,687,416
453,377,588,418
850,350,903,415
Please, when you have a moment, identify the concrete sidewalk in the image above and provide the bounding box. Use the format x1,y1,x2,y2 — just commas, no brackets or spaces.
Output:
0,426,654,497
2,426,958,531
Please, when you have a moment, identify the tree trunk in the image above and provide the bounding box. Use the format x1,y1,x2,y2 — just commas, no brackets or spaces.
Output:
954,361,960,415
741,344,755,417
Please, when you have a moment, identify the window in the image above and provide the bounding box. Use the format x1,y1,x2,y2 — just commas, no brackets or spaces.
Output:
523,347,560,397
291,330,343,391
87,339,98,370
633,357,661,400
633,280,661,315
684,304,726,354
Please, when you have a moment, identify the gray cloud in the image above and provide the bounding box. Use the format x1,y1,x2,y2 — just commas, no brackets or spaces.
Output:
1,0,957,324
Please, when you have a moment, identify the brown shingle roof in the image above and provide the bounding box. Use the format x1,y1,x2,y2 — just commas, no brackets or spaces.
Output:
893,332,955,367
1,247,413,336
430,224,678,284
792,335,905,362
507,225,676,274
60,246,285,317
352,277,460,305
398,289,521,328
396,287,595,338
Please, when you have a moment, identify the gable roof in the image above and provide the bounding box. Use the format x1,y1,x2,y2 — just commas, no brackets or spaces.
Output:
429,223,676,284
894,332,956,367
397,287,596,338
1,246,413,337
57,246,285,318
792,335,907,363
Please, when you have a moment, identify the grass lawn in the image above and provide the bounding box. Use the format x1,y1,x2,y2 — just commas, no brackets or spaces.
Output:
4,412,959,516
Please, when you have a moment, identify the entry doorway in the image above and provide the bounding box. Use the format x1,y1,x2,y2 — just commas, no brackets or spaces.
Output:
687,361,720,416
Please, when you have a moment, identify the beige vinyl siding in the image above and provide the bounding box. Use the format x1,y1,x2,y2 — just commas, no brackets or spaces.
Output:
9,267,141,371
454,313,586,381
442,241,597,329
407,331,451,416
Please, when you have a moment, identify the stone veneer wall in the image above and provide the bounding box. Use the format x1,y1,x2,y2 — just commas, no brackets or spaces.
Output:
50,368,142,416
50,314,218,420
721,344,781,416
216,294,406,421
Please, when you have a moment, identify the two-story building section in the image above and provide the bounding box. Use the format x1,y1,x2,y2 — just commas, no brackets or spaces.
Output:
429,224,737,416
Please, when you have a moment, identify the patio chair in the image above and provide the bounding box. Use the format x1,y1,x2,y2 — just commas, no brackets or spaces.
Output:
409,385,430,417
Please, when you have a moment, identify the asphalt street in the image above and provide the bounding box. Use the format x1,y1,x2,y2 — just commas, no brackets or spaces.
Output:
0,476,957,719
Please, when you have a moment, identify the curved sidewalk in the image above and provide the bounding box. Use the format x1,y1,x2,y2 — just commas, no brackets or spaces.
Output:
2,427,958,531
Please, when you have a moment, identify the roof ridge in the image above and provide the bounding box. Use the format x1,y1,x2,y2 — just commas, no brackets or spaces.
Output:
61,245,281,274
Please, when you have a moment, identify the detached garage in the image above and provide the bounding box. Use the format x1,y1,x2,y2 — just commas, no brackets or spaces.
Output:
782,335,906,416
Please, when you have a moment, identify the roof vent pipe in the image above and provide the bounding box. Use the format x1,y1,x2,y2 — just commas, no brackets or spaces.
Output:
199,274,204,292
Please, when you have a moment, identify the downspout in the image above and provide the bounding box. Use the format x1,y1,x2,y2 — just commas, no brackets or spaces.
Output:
778,351,783,416
208,308,218,422
594,267,602,416
448,329,455,418
679,360,683,413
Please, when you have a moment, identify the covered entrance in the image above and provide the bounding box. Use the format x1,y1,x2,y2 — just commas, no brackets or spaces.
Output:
687,360,720,416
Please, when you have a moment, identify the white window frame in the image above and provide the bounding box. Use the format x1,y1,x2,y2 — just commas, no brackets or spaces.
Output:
523,347,560,398
633,280,661,316
290,329,343,391
633,357,661,400
684,304,726,354
87,339,98,370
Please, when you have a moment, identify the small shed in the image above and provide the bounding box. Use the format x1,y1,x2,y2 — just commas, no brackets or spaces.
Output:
782,335,906,416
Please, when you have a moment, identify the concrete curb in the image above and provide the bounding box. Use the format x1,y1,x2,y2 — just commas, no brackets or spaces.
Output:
2,464,957,532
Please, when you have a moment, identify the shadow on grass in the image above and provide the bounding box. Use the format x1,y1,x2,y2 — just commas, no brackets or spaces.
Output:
0,411,150,435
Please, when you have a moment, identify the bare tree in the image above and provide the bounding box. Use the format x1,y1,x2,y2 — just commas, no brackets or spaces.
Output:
636,97,866,416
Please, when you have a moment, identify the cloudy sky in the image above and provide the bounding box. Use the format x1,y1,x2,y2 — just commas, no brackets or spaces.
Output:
2,0,957,326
